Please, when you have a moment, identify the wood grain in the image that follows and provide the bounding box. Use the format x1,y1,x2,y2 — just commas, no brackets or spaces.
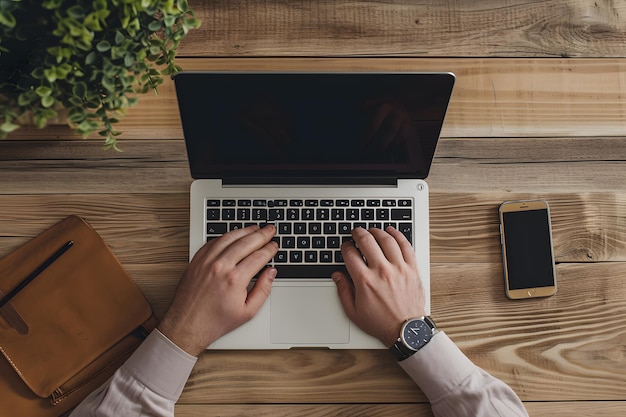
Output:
6,58,626,140
2,136,625,195
181,0,626,58
173,402,626,417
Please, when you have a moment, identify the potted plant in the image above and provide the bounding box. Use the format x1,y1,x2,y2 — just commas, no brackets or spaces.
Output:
0,0,200,150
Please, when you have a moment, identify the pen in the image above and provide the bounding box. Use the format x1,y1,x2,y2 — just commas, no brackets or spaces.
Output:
0,240,74,309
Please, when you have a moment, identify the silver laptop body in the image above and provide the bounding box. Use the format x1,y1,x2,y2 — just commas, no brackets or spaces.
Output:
175,71,455,349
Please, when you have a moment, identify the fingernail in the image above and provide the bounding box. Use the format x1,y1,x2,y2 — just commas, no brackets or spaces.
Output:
269,267,277,280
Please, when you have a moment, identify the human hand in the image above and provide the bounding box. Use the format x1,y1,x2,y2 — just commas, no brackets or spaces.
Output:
332,226,426,347
158,225,278,356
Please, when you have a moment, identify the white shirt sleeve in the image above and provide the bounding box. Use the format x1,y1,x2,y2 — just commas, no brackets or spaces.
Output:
399,331,529,417
69,329,197,417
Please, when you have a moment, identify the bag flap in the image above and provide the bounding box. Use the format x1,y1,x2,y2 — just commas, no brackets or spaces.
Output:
0,215,152,398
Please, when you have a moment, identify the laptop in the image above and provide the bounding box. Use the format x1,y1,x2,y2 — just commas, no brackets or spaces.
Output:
174,71,455,349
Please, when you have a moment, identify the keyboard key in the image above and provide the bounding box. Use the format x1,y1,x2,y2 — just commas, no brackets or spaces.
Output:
312,237,325,248
273,264,347,279
206,200,220,206
274,251,288,263
316,208,330,220
290,251,303,263
290,199,303,206
324,223,337,234
391,209,412,220
278,223,292,234
297,237,311,248
206,223,227,235
305,200,319,206
207,209,220,220
399,199,412,207
253,200,267,206
287,209,299,220
253,208,267,220
347,209,359,220
222,209,235,220
382,200,396,206
327,236,341,248
238,199,252,206
269,209,285,221
351,199,365,207
338,223,352,234
274,200,288,207
308,222,322,234
302,208,315,220
294,223,307,234
320,251,333,263
305,251,318,262
237,208,251,220
337,200,350,206
223,200,236,206
321,200,334,206
331,209,344,220
229,223,243,231
361,209,374,220
399,223,413,243
367,200,381,206
282,237,296,248
376,209,389,220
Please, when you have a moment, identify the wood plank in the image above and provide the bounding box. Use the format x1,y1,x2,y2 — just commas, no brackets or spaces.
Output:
1,137,625,194
181,0,626,58
0,192,624,267
6,58,626,140
174,404,433,417
175,262,626,403
174,402,626,417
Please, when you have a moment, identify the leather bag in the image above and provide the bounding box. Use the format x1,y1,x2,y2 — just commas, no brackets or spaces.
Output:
0,215,157,417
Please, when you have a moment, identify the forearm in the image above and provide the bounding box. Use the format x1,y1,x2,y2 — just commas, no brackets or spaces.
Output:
399,332,529,417
69,329,197,417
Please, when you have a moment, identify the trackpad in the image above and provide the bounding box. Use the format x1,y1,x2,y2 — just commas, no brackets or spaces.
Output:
270,286,350,345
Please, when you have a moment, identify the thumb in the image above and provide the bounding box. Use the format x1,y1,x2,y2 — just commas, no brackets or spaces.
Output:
332,271,356,319
246,267,276,314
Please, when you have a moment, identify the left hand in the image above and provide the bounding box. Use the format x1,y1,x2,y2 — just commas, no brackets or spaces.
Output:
158,225,278,356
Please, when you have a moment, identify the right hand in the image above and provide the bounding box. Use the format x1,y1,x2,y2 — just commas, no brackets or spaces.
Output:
332,226,426,347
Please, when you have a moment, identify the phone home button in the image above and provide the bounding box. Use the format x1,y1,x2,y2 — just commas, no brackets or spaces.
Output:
527,289,536,297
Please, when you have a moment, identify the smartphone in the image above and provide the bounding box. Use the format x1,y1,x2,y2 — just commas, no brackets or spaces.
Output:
499,200,557,299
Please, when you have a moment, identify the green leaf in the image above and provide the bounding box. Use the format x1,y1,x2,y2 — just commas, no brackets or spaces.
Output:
41,95,55,108
0,11,16,28
124,53,135,67
85,51,96,65
0,121,20,134
72,82,87,97
35,86,53,97
96,40,111,52
148,20,161,32
67,5,85,19
115,30,126,45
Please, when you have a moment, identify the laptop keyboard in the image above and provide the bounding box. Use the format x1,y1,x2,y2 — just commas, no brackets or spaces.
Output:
206,198,413,278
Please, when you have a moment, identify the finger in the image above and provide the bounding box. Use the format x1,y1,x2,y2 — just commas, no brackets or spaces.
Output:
331,271,357,319
201,225,262,263
245,267,277,314
385,226,416,263
367,227,404,264
340,238,370,279
220,224,277,266
235,240,279,281
349,227,393,268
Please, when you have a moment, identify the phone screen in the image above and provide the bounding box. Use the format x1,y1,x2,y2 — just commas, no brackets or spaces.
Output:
502,209,555,290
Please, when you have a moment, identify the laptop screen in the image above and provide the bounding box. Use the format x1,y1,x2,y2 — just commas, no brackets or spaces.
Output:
175,72,455,181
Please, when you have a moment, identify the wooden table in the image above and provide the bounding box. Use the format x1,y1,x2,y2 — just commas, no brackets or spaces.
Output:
2,1,625,415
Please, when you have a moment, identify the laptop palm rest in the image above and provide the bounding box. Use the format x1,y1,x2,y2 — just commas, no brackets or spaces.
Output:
270,286,350,345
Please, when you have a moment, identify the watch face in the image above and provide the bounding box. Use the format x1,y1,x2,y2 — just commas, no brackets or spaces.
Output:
402,319,432,350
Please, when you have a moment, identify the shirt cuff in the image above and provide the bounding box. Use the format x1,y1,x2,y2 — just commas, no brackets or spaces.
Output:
398,331,477,402
122,328,198,401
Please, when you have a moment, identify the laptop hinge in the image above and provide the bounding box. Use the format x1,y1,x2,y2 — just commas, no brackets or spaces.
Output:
222,177,398,187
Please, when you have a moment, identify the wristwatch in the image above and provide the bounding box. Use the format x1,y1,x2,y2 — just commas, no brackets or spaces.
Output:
389,316,438,361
